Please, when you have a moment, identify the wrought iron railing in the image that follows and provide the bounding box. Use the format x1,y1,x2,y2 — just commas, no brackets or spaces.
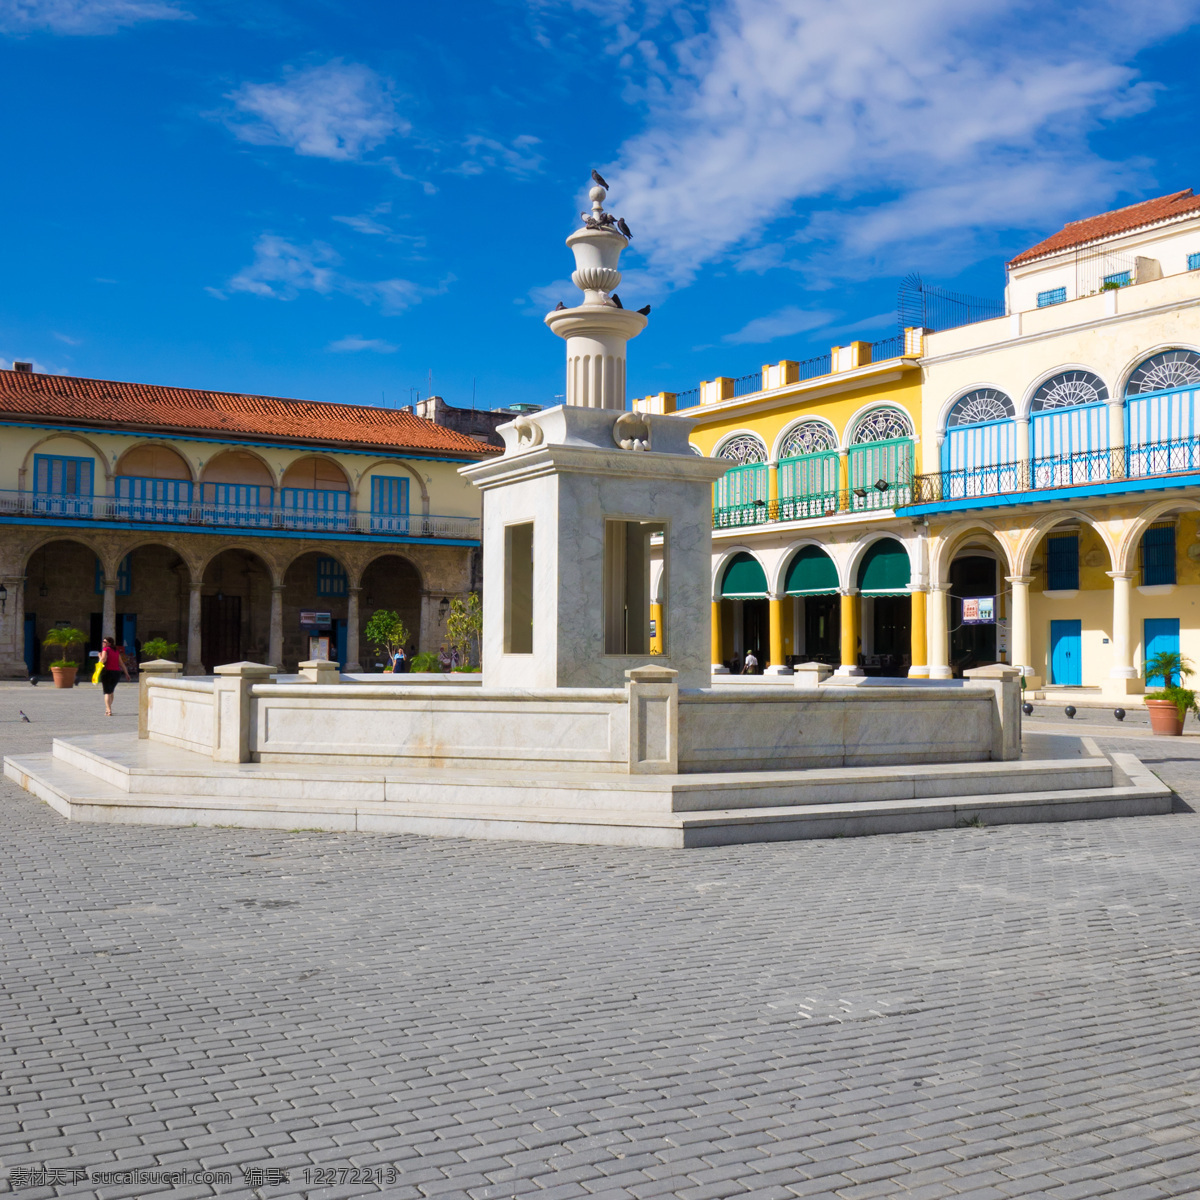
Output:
870,334,905,361
909,435,1200,505
733,371,762,397
0,490,481,540
797,352,832,381
675,387,700,410
714,483,909,528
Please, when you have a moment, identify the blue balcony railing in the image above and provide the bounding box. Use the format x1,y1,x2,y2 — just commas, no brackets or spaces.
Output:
0,491,480,541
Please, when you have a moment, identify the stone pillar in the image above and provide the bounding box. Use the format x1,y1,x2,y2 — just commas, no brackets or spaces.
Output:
101,578,117,641
928,585,951,679
344,586,362,672
138,659,182,740
2,575,26,679
765,594,791,674
711,600,728,673
908,587,929,677
1106,570,1139,697
625,664,678,774
268,585,284,670
299,659,341,685
836,589,863,676
1006,575,1033,680
185,580,204,676
212,661,275,763
1015,417,1031,490
1108,401,1126,479
963,664,1023,761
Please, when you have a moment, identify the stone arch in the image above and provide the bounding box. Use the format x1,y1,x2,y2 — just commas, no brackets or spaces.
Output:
1121,345,1200,396
197,541,284,587
1113,497,1200,575
1011,509,1117,577
930,518,1016,587
360,548,426,594
22,532,105,576
711,544,766,601
280,455,351,491
114,441,195,482
358,553,425,658
844,530,919,589
353,458,431,514
771,538,844,595
101,535,200,583
20,430,113,491
279,543,353,581
772,419,837,462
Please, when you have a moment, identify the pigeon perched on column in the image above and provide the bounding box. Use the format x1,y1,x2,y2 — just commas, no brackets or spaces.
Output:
636,305,651,315
591,169,609,189
616,218,632,240
611,293,623,309
554,301,566,311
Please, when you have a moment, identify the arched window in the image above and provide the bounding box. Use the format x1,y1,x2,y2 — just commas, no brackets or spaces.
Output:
777,423,839,520
1126,351,1200,470
713,436,768,528
1030,371,1110,486
114,444,193,522
942,389,1018,499
848,409,913,511
200,450,274,526
1125,350,1200,395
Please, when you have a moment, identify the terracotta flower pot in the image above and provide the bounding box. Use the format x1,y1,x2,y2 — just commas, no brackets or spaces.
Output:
1146,697,1184,736
50,665,78,689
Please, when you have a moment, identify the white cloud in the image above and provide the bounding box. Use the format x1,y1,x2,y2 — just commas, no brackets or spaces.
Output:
326,335,399,354
51,331,81,345
455,134,544,177
565,0,1200,286
333,213,392,236
0,0,189,34
225,60,407,161
723,305,832,345
224,234,425,313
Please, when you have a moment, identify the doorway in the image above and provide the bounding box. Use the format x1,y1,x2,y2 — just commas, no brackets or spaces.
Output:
741,599,767,668
950,555,997,673
803,595,840,664
1050,619,1082,686
1145,618,1180,685
202,594,242,672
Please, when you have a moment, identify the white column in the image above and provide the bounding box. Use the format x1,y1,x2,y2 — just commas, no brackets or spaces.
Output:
1006,574,1032,679
1107,400,1126,479
1015,417,1031,490
185,580,204,675
1107,570,1137,684
928,584,951,679
268,585,284,670
345,586,362,673
102,578,117,642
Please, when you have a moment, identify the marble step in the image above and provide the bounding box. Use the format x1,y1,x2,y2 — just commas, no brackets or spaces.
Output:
5,749,1173,850
49,734,1117,814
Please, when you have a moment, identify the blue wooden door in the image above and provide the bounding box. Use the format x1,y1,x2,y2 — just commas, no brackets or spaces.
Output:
120,614,137,657
1050,620,1082,686
23,615,36,676
1144,618,1180,686
334,618,347,670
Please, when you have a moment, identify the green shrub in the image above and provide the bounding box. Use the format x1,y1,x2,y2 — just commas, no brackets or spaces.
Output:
409,651,441,673
43,626,86,669
140,637,179,661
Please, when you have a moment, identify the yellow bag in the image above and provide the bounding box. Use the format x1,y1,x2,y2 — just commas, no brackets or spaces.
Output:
92,659,104,685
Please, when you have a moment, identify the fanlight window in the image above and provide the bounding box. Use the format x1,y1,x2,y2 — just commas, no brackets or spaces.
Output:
1125,350,1200,395
1031,371,1108,411
780,422,836,459
717,435,767,465
851,408,913,444
947,388,1014,427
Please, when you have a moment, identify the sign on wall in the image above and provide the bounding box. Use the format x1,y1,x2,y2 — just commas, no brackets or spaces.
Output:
962,596,996,625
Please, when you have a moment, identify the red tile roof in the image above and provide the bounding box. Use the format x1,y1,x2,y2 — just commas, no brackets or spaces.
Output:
0,368,499,458
1007,189,1200,268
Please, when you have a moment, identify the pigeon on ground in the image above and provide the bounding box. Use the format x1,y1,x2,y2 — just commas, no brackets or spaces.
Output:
554,301,566,311
591,169,609,189
636,304,651,315
616,217,633,239
611,293,624,308
19,711,30,722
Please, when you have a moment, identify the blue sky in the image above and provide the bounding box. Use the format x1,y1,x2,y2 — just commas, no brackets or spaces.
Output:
3,0,1200,412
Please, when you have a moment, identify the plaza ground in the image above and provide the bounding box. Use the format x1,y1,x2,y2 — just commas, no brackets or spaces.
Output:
2,685,1200,1199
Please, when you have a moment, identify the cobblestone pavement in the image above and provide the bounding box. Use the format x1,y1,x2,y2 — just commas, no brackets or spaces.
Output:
3,685,1200,1200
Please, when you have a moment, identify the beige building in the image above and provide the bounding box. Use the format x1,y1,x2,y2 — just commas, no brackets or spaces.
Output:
0,366,495,677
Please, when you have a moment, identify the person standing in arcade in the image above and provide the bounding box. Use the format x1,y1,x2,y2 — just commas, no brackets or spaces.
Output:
98,636,132,717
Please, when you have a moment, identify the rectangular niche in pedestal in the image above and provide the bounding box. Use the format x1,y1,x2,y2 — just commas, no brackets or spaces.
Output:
504,521,534,655
604,519,665,656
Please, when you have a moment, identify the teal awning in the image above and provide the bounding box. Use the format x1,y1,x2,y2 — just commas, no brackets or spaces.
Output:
784,545,839,595
721,552,769,599
857,538,911,595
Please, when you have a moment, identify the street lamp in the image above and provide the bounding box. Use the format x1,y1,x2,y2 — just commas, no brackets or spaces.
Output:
438,596,450,621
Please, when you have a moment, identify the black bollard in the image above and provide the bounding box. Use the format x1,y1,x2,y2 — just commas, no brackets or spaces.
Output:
1065,705,1077,719
1022,702,1033,716
1114,708,1126,721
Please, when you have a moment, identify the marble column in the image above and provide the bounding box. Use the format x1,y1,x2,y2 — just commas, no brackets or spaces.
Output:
908,587,929,677
344,586,362,672
765,594,790,674
836,589,863,676
2,575,25,678
185,581,203,675
928,585,951,679
101,579,117,642
268,585,284,670
711,600,728,673
1107,570,1138,693
1006,574,1033,679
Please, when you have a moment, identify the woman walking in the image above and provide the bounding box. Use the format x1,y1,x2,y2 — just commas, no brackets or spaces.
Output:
98,636,131,717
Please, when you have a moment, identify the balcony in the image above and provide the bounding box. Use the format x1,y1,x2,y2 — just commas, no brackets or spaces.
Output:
0,491,481,541
714,482,910,529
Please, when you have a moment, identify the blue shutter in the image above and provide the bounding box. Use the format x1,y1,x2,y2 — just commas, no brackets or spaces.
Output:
1141,525,1176,586
317,557,348,596
1046,534,1079,591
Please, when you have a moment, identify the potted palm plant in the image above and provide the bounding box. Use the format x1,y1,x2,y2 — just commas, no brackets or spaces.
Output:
1144,650,1198,736
43,626,87,689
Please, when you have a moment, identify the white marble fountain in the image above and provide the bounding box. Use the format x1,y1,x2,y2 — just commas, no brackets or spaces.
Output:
4,178,1171,846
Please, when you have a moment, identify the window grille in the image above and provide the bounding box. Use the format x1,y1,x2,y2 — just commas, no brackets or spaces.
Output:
1037,287,1067,308
1124,350,1200,395
947,388,1015,427
1141,523,1176,586
1031,371,1108,411
94,555,131,596
1102,270,1131,288
317,556,348,597
1189,252,1200,272
1045,534,1079,591
779,421,836,459
33,454,93,495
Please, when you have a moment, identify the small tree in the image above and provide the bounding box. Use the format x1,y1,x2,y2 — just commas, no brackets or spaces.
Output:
140,637,179,661
1146,650,1198,722
43,626,87,669
446,592,482,670
364,609,408,668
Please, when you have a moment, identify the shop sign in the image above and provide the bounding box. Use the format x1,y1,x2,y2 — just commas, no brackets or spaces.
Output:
962,596,995,625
